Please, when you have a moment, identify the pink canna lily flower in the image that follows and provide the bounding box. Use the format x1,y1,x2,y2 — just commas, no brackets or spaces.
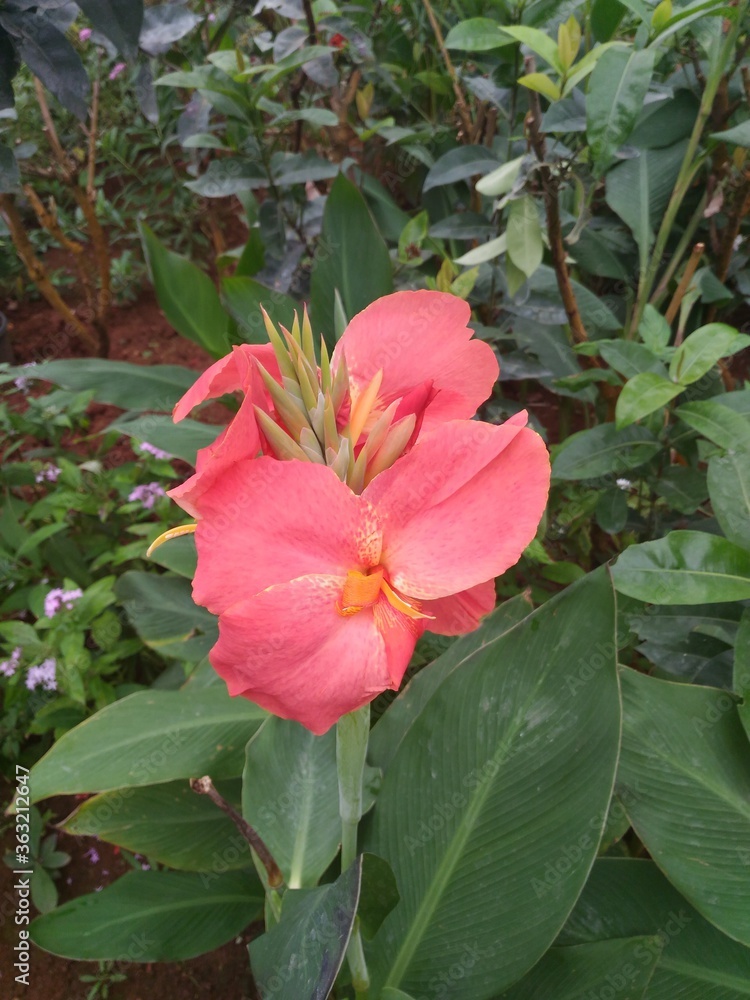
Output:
170,291,498,512
179,413,550,734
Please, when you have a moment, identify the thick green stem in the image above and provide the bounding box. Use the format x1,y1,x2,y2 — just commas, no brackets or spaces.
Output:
629,3,748,335
337,705,371,998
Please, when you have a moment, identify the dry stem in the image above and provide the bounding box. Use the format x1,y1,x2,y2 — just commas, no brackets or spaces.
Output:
524,58,588,344
422,0,473,139
665,242,705,327
0,194,100,353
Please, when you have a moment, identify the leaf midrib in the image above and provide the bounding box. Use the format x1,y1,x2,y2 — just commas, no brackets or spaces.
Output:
290,752,317,888
660,956,750,993
623,715,750,821
385,703,534,989
71,890,257,937
385,641,618,990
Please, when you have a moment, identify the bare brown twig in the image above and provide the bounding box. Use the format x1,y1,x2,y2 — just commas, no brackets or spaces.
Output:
31,78,111,355
665,241,705,327
421,0,473,140
524,57,588,344
190,776,284,889
0,194,100,353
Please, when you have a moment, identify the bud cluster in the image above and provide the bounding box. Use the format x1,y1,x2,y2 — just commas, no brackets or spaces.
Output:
257,308,417,493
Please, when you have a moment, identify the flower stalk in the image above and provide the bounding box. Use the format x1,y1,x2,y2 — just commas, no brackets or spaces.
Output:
336,704,371,998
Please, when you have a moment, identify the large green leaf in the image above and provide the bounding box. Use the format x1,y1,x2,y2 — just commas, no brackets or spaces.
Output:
498,936,662,999
310,174,393,345
184,158,268,197
613,530,750,604
148,533,197,579
615,372,682,429
444,18,514,51
507,195,543,279
598,340,665,379
370,593,534,773
242,717,340,889
0,10,88,120
422,146,500,192
591,0,627,40
500,25,563,71
606,141,688,271
0,31,19,112
587,47,656,176
711,121,750,148
140,222,230,358
618,667,750,945
27,359,195,411
77,0,143,58
676,400,750,450
60,779,251,871
30,870,262,961
249,859,361,999
552,424,661,480
708,448,750,552
115,571,218,662
221,275,298,344
364,569,621,999
107,414,221,466
271,151,340,186
559,859,750,998
29,686,265,802
669,323,750,385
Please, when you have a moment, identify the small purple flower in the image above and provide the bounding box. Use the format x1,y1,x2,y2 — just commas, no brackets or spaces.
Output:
44,587,83,618
26,658,57,692
207,12,216,20
109,62,127,81
14,377,30,392
35,464,61,484
84,847,100,864
128,482,167,510
1,647,23,676
138,442,172,461
0,654,18,678
79,27,92,42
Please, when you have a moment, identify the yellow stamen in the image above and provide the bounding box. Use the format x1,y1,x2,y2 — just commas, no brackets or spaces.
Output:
348,369,383,446
336,566,435,621
146,523,197,557
380,577,435,620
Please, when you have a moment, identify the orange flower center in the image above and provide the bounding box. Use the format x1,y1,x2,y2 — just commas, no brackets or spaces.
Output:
337,566,431,621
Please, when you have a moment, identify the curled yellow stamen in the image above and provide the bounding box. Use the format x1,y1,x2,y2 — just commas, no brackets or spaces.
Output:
336,566,435,621
380,577,435,620
146,522,197,558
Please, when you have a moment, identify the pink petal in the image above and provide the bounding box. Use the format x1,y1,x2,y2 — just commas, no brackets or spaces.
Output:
211,575,414,734
364,417,550,600
169,347,280,516
189,458,382,615
173,344,278,422
373,596,425,684
332,290,498,428
423,580,496,635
